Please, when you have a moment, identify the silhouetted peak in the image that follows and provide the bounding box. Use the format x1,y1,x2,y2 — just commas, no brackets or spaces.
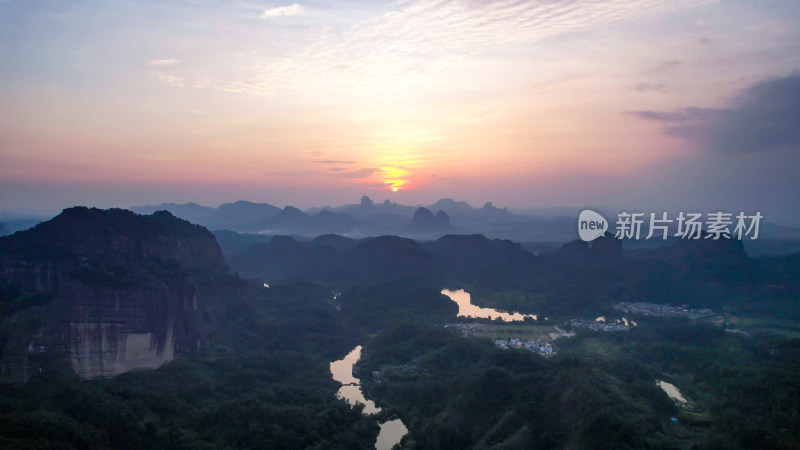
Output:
58,206,110,218
553,233,621,264
224,200,255,207
430,198,473,212
432,198,469,207
480,201,512,216
589,232,622,261
0,207,225,269
270,235,298,246
413,207,436,222
55,207,182,230
218,200,279,213
313,210,356,228
310,234,357,252
360,195,374,207
355,235,430,259
492,237,523,252
152,210,178,219
412,207,451,230
275,206,308,220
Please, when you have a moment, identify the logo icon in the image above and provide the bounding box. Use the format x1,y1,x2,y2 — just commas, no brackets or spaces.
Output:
578,209,608,241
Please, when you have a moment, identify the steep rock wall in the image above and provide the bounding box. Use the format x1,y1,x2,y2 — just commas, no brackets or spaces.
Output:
0,208,233,383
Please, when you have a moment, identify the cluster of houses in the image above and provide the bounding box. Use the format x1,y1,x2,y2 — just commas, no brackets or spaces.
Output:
495,338,555,356
570,319,631,332
612,302,716,319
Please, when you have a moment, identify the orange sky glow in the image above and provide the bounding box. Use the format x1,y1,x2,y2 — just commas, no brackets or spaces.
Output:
1,0,799,223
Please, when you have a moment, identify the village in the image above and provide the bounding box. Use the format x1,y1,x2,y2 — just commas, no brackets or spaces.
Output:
443,322,565,356
494,337,556,356
612,302,717,320
570,318,632,332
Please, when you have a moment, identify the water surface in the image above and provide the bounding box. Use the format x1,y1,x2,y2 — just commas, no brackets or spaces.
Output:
330,345,362,385
331,345,407,448
330,346,382,414
657,380,688,404
441,289,537,321
376,419,409,450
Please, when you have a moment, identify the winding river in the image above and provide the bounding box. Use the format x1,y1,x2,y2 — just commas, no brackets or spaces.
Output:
330,289,540,448
330,346,408,449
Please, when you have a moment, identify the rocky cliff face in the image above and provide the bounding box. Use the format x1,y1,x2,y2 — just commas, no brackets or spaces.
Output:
0,207,234,383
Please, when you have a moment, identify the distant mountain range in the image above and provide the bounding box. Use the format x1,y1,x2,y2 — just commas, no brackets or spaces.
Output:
131,196,578,241
131,200,281,231
0,218,44,237
1,196,797,253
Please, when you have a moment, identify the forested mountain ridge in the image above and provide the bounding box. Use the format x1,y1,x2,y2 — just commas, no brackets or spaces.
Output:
224,229,797,318
0,207,240,383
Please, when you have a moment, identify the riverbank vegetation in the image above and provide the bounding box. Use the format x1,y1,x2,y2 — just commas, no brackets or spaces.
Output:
0,282,378,449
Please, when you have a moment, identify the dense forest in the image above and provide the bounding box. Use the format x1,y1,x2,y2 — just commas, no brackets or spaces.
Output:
357,319,800,449
222,231,800,320
0,282,379,449
0,209,799,448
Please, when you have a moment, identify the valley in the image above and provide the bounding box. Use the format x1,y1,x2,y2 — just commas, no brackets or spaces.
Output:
0,208,798,449
5,1,800,447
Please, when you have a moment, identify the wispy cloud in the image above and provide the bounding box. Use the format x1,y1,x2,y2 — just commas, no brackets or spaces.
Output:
316,160,356,165
146,59,181,66
262,167,377,179
261,4,305,19
151,72,184,87
328,168,378,178
626,108,712,123
194,0,714,95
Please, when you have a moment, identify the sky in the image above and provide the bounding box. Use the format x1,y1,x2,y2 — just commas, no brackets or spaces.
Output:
1,0,799,223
